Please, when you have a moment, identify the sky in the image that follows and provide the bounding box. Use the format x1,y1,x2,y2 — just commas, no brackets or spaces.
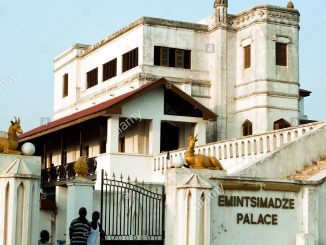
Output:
0,0,325,132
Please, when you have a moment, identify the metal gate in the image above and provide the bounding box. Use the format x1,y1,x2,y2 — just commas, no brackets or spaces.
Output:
100,170,165,245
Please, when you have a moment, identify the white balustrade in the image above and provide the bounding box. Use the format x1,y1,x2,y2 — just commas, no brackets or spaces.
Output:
153,122,326,174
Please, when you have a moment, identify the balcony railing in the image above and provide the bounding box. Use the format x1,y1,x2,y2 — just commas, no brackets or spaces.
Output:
153,121,326,174
41,157,97,188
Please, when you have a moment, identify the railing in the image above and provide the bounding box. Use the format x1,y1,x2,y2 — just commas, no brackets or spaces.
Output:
41,157,97,188
100,170,164,243
153,122,326,174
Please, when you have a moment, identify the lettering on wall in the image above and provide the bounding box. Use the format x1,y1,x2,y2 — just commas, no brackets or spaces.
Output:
218,195,295,225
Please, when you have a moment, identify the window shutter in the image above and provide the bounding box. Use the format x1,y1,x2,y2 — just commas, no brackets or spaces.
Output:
244,45,251,69
276,43,287,66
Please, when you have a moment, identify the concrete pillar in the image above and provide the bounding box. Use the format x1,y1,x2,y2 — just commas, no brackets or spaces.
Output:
106,116,119,153
296,187,318,245
66,179,95,242
194,121,206,146
54,186,68,242
165,169,226,245
0,155,41,245
149,119,161,154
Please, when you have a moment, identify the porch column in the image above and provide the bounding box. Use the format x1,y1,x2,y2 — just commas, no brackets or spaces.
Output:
79,126,83,157
149,119,161,154
194,121,206,146
106,116,119,153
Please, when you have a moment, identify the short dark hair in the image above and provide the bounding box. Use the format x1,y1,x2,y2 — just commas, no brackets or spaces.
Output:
40,230,50,242
93,211,100,216
79,207,87,215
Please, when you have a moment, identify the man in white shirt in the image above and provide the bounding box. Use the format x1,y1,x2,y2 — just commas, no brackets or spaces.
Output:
87,211,105,245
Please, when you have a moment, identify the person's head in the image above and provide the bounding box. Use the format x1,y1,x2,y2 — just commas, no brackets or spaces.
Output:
40,230,50,242
79,207,87,218
92,211,100,222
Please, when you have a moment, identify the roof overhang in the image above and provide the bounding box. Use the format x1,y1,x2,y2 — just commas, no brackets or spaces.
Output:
19,78,217,142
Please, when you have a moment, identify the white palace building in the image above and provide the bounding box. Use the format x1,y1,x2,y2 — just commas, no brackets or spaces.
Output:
9,0,326,244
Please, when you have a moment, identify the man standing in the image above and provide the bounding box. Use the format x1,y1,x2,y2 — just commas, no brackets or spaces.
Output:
69,207,91,245
87,211,105,245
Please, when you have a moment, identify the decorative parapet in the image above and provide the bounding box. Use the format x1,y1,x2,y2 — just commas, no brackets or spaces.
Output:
227,5,300,30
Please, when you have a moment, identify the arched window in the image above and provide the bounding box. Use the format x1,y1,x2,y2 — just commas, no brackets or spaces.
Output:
242,120,253,136
274,119,291,130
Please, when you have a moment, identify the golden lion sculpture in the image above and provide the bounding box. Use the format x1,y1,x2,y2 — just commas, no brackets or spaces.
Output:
0,117,23,155
185,134,223,170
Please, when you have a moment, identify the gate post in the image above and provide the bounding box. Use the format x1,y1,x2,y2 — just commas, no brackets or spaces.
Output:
66,179,95,243
165,168,226,245
0,155,41,245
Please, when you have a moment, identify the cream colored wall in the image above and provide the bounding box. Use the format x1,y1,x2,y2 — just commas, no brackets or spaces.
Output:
120,120,150,154
53,26,144,120
52,4,301,143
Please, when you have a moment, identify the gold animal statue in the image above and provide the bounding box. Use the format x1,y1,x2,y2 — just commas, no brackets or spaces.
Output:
0,117,23,155
74,156,89,179
185,134,224,170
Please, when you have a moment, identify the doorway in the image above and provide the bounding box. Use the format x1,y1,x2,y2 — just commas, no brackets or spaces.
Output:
160,122,179,152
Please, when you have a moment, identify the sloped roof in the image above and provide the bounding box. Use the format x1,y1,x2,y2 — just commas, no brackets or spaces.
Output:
19,78,217,142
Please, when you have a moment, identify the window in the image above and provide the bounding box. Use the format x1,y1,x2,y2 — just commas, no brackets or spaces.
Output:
87,68,98,89
62,74,68,97
276,43,287,66
244,45,251,69
122,48,138,72
154,46,191,69
274,119,291,130
103,58,117,81
242,120,253,136
154,46,171,67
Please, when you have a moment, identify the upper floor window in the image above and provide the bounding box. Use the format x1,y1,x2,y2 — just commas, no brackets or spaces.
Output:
274,118,291,130
103,58,117,81
276,43,287,66
242,120,253,136
122,48,138,72
154,46,191,69
62,73,69,97
87,68,98,89
244,45,251,69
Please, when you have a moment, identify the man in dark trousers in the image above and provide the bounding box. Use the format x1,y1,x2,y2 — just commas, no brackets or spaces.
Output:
87,211,105,244
69,207,91,245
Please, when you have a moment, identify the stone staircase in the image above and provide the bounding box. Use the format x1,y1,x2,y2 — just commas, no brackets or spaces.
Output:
288,158,326,180
232,121,326,179
153,121,326,176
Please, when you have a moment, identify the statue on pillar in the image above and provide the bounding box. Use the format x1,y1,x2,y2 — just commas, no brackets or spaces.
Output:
74,156,89,179
0,117,23,155
185,134,224,170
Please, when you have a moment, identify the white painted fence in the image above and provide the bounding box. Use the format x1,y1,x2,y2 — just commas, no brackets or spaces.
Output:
153,122,326,174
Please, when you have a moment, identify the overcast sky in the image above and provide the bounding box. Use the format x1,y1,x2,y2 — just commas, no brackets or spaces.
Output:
0,0,325,132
